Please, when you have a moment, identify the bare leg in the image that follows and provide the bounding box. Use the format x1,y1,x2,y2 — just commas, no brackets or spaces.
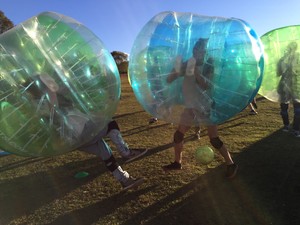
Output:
194,125,201,139
207,125,234,165
248,103,258,115
207,125,238,178
174,124,191,163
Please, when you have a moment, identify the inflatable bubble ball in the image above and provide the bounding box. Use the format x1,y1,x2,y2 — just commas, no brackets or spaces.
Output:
129,11,264,126
259,25,300,103
0,11,120,157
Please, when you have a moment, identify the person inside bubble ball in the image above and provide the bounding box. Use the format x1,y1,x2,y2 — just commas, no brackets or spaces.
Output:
277,41,300,137
23,73,145,190
162,38,238,178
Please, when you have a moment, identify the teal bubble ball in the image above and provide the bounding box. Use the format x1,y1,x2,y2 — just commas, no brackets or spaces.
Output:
0,11,120,157
129,11,264,126
195,146,214,165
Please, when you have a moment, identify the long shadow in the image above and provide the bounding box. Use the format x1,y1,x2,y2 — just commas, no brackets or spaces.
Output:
121,111,249,140
48,185,155,225
113,110,145,119
0,157,48,172
122,123,171,137
121,120,245,165
0,156,107,225
122,129,300,225
119,133,201,165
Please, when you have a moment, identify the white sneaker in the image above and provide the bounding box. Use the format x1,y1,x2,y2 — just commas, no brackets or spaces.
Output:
195,131,201,139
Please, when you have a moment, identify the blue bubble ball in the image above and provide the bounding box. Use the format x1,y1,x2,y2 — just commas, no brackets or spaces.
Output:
129,11,264,126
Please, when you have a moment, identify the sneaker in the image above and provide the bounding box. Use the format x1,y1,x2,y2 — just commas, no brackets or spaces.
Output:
282,125,290,132
195,131,201,139
123,148,148,163
249,109,257,115
121,177,144,191
194,127,201,139
226,163,238,179
149,117,158,124
294,130,300,138
162,161,182,172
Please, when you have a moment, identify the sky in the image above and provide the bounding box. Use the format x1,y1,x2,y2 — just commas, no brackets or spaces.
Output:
1,0,300,54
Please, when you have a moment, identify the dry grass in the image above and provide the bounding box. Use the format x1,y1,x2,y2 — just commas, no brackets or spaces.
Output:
1,75,300,225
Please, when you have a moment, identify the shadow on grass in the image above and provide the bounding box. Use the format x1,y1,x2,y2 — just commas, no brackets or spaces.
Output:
122,119,247,164
0,157,48,172
123,129,300,225
47,185,155,225
122,122,171,137
0,157,106,224
113,110,145,119
2,107,300,224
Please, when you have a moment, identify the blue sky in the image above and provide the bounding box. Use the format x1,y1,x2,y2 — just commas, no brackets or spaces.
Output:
1,0,300,54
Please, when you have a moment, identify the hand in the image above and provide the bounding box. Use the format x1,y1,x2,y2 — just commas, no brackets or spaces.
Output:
174,56,182,73
185,57,196,76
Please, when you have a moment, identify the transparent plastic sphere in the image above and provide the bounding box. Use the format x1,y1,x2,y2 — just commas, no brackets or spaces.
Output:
0,11,120,157
129,11,264,126
259,25,300,103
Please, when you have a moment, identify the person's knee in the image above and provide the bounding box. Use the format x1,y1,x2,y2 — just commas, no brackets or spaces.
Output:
174,130,184,144
210,137,223,149
107,120,120,134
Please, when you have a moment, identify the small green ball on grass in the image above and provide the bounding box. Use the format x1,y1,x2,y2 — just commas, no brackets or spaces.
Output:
195,146,214,165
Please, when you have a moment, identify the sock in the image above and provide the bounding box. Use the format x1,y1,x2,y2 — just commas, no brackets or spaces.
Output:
112,166,130,183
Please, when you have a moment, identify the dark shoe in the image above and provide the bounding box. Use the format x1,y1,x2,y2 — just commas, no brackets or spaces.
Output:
149,117,158,124
226,163,238,179
121,177,144,191
294,130,300,138
162,161,182,171
123,148,148,163
249,109,257,115
282,125,290,132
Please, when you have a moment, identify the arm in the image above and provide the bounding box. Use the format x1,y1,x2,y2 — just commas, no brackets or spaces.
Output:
277,58,283,76
166,70,180,83
166,56,182,83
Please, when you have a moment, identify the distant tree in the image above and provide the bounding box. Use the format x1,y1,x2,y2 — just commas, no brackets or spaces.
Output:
0,10,14,34
111,51,128,64
118,61,129,74
111,51,129,74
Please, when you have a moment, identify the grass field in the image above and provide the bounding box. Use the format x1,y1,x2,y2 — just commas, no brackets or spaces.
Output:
1,75,300,225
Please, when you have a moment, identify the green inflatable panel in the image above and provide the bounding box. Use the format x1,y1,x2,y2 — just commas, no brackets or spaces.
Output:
259,25,300,103
0,12,120,157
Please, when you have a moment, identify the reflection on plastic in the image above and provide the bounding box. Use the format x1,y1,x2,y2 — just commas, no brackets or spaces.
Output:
129,11,264,126
259,25,300,103
0,11,120,157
